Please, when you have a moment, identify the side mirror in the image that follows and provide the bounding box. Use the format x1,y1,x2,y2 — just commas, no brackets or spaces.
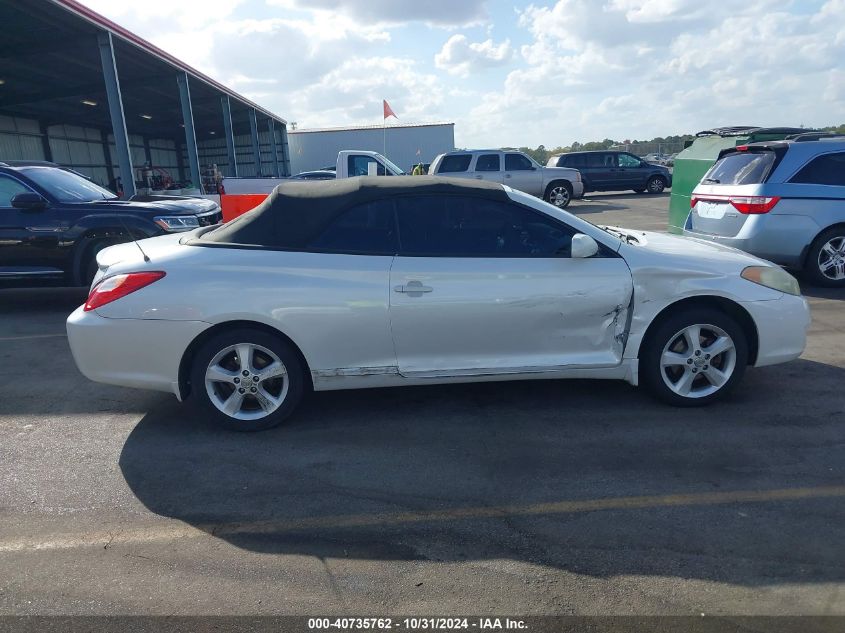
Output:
571,233,599,259
11,192,48,211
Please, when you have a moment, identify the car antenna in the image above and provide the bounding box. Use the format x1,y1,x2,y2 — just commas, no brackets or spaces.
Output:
115,205,151,263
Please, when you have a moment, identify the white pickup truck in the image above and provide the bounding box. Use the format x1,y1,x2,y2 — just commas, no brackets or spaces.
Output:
222,150,404,194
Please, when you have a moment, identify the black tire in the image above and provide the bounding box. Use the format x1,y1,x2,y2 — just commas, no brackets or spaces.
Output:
189,328,305,431
544,181,573,209
80,241,109,287
803,226,845,288
640,308,748,407
633,188,646,194
645,176,666,194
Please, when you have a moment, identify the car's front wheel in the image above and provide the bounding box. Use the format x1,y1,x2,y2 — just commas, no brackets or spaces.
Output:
544,182,572,208
190,328,305,431
804,227,845,288
640,309,748,406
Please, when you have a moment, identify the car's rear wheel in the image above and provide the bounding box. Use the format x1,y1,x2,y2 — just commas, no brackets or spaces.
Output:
641,309,748,406
544,182,572,208
804,227,845,288
190,328,305,431
646,176,666,194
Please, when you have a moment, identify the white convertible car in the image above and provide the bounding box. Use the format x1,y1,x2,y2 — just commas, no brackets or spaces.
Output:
67,177,810,431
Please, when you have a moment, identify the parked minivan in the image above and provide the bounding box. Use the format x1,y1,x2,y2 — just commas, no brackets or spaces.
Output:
547,151,672,194
684,136,845,287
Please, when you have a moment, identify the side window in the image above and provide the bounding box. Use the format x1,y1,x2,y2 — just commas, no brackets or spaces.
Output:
585,154,605,168
395,196,576,257
790,152,845,186
504,153,534,171
0,175,33,208
475,154,500,172
347,155,388,177
603,153,618,168
307,200,396,255
618,154,641,168
564,155,584,168
438,154,473,173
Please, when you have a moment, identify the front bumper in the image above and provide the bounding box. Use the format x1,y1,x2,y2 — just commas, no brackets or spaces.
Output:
740,294,810,367
67,306,211,399
572,181,585,199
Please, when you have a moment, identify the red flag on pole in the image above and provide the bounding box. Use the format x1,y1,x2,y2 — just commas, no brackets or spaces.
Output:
383,99,397,120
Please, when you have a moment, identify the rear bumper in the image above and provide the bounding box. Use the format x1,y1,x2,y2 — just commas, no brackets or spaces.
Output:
66,306,210,399
683,214,819,268
741,294,810,367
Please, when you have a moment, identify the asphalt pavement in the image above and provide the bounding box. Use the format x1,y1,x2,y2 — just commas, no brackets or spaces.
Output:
1,192,843,616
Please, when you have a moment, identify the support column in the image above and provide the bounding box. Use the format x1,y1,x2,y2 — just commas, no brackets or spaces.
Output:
97,31,135,198
221,96,237,177
267,118,280,177
177,72,201,190
249,108,261,176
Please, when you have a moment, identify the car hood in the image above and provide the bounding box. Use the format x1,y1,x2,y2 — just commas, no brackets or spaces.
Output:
612,228,774,270
543,166,579,175
78,196,218,216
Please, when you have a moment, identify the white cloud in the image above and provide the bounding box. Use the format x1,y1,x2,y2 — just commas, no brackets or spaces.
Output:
435,35,513,77
273,0,489,27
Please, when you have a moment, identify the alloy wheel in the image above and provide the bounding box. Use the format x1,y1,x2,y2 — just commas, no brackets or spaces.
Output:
817,236,845,281
548,186,571,207
648,178,665,193
659,324,736,398
204,343,289,420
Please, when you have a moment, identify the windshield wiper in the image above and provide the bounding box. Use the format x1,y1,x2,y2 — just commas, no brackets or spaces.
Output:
702,177,721,183
601,226,637,244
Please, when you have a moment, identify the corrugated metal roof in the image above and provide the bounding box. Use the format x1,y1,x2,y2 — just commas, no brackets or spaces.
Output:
291,122,455,134
49,0,286,124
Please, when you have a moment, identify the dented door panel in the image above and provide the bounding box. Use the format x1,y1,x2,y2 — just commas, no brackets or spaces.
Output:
389,257,634,376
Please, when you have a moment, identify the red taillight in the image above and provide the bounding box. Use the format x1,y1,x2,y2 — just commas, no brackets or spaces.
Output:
736,145,749,151
691,195,780,214
84,271,166,311
728,196,780,214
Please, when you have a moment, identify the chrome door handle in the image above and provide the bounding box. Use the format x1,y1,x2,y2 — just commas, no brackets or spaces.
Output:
475,174,483,179
393,280,433,295
504,173,512,178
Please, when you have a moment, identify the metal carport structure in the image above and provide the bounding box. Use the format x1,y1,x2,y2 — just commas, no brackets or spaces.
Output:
0,0,290,197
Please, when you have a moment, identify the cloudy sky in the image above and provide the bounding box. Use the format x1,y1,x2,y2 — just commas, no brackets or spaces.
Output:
81,0,844,148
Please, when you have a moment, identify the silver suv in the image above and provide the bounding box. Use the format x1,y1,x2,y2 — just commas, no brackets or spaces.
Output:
683,136,845,286
429,149,584,208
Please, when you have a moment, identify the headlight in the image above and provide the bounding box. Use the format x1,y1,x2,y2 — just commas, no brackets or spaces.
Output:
741,266,801,296
154,215,199,232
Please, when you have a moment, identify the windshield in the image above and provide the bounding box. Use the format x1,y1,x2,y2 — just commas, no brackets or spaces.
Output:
703,151,776,185
380,155,406,176
20,167,117,202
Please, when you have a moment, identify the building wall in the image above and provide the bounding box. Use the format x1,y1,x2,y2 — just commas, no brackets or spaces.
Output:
289,123,455,174
1,113,290,190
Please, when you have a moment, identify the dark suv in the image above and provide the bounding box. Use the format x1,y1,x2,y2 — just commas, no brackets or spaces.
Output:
547,151,672,194
0,161,221,286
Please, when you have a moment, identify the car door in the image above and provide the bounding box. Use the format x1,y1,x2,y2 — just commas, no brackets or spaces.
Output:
0,173,64,278
617,153,647,188
503,153,543,196
389,194,634,376
469,152,504,184
588,153,621,190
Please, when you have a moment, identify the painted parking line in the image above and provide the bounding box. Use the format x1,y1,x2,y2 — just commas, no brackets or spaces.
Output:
1,484,844,554
0,333,66,342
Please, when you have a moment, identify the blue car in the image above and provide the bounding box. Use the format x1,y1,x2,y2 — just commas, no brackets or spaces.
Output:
547,150,672,194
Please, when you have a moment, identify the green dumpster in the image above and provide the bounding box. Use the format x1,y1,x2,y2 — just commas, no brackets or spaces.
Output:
667,126,809,233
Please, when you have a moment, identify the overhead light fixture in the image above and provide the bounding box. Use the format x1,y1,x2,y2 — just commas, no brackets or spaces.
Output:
140,114,152,120
0,79,5,85
81,99,97,106
209,131,216,135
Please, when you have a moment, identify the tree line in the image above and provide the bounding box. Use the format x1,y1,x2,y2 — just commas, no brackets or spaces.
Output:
505,124,845,165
